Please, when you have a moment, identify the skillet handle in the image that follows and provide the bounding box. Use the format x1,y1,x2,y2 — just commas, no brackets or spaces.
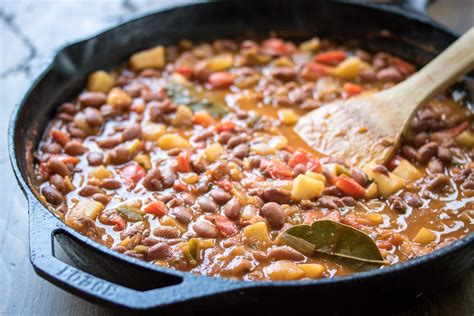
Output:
28,199,239,310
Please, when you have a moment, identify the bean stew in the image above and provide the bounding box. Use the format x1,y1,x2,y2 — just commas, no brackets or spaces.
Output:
33,37,473,281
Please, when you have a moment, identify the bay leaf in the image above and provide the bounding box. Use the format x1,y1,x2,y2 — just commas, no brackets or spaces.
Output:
279,220,387,272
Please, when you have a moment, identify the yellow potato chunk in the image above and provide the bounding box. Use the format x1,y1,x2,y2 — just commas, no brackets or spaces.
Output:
130,45,165,70
133,154,151,170
330,56,369,79
456,130,474,148
363,213,384,225
243,222,271,249
204,143,225,162
266,261,305,281
251,143,275,155
87,70,115,93
278,109,300,125
157,134,190,150
107,87,132,109
305,171,326,183
393,159,422,182
364,183,379,199
205,53,233,72
291,174,325,201
413,227,436,244
160,216,186,232
172,105,193,127
89,165,112,179
142,122,166,141
181,172,199,184
66,199,104,229
269,136,288,150
299,263,325,279
299,37,321,52
363,163,404,197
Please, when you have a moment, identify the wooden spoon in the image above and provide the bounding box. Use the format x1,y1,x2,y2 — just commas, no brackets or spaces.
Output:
295,27,474,168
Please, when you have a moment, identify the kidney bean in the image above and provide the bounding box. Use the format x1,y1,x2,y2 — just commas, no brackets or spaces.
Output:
41,185,65,205
108,147,132,165
193,220,218,238
318,195,343,209
376,67,402,83
233,144,250,158
227,135,247,148
271,67,297,81
401,145,418,162
78,185,103,197
464,179,474,190
342,196,356,206
427,174,450,191
437,147,452,163
350,167,368,187
86,152,103,166
359,68,376,82
217,131,233,144
388,195,406,212
101,179,122,190
252,195,264,208
67,126,87,139
91,193,110,205
97,137,121,149
418,142,439,163
428,159,444,174
171,206,193,223
153,226,180,239
49,174,67,193
223,198,241,220
268,246,304,261
373,164,389,176
145,242,171,261
58,102,77,114
43,143,62,154
142,169,163,191
181,192,196,206
160,167,177,188
413,132,429,148
197,196,218,213
322,186,343,197
122,124,142,141
248,156,262,169
84,107,104,126
260,202,285,229
65,141,88,156
402,192,423,208
57,113,74,122
79,92,107,107
209,188,232,205
261,188,291,204
48,157,70,177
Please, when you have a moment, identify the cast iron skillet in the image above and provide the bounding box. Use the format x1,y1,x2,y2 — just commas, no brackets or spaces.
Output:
8,0,474,313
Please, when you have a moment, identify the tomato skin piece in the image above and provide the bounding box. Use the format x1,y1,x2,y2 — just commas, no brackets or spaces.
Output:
343,83,363,97
214,122,235,133
288,149,322,173
300,62,331,80
262,160,293,180
314,50,347,66
109,213,126,231
261,38,295,56
177,151,192,173
121,163,146,187
173,180,189,192
144,201,168,217
209,71,234,89
175,66,194,79
206,214,238,237
335,174,366,198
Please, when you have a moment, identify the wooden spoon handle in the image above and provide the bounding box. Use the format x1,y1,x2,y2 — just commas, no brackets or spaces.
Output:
385,27,474,123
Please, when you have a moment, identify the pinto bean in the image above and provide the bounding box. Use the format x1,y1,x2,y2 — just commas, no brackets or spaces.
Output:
43,143,62,154
227,135,247,148
318,195,343,209
261,188,291,204
388,195,406,212
41,185,65,205
142,169,163,191
78,185,103,197
87,152,104,166
413,132,429,148
376,67,402,83
49,174,67,193
342,196,356,206
402,145,419,162
218,131,233,144
145,242,171,261
233,144,250,158
428,159,444,174
101,179,122,190
90,193,109,205
350,167,368,187
48,157,70,177
322,186,343,197
209,188,232,205
418,142,438,163
84,107,104,127
292,164,307,177
64,141,88,156
223,198,241,220
268,246,305,261
271,67,297,81
153,226,180,238
122,124,142,141
171,206,193,224
359,68,376,82
260,202,285,229
67,126,87,139
97,137,121,149
197,196,218,213
248,156,262,169
79,92,107,107
193,220,218,238
160,167,177,188
108,147,132,165
437,147,452,163
58,102,77,115
402,192,423,208
427,174,450,191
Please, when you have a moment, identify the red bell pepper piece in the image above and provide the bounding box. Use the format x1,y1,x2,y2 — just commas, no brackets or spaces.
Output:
343,82,363,97
314,50,347,66
214,121,235,133
209,71,234,89
335,174,365,198
300,62,331,80
144,201,168,218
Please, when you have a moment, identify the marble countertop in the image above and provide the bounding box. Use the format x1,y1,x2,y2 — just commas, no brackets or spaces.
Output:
0,0,472,315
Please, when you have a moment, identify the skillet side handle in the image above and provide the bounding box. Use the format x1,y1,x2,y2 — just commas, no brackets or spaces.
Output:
28,200,237,310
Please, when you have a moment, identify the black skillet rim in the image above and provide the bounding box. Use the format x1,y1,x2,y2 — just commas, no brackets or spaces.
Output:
7,0,474,292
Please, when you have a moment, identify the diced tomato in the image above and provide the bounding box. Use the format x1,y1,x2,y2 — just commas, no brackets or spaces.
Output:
209,71,234,89
304,210,324,224
341,214,364,229
206,214,238,237
214,122,235,133
314,50,347,66
264,160,293,180
173,180,188,192
376,240,394,250
288,149,322,173
335,174,365,198
175,66,194,80
261,38,295,56
120,163,146,188
193,111,215,127
51,128,69,146
343,83,363,97
109,213,126,231
177,151,192,173
144,201,168,218
390,57,416,76
300,62,332,81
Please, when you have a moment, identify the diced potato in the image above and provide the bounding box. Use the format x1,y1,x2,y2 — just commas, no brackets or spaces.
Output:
278,109,300,125
133,154,151,170
134,245,149,255
157,134,190,150
251,143,275,155
299,263,325,278
73,112,92,134
230,168,243,181
179,39,193,50
64,176,75,191
200,239,215,249
265,261,305,281
205,53,233,72
107,87,132,109
329,57,369,79
66,199,104,229
127,139,141,153
272,56,294,67
243,222,271,249
142,123,166,141
291,174,325,201
363,213,384,225
172,105,193,127
87,70,115,93
269,136,288,150
413,227,436,244
119,236,132,247
181,172,199,184
115,200,144,222
299,37,321,52
129,45,165,70
204,143,225,162
364,182,379,199
372,172,404,197
160,216,187,232
305,171,326,184
89,165,113,179
393,159,422,182
456,130,474,148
